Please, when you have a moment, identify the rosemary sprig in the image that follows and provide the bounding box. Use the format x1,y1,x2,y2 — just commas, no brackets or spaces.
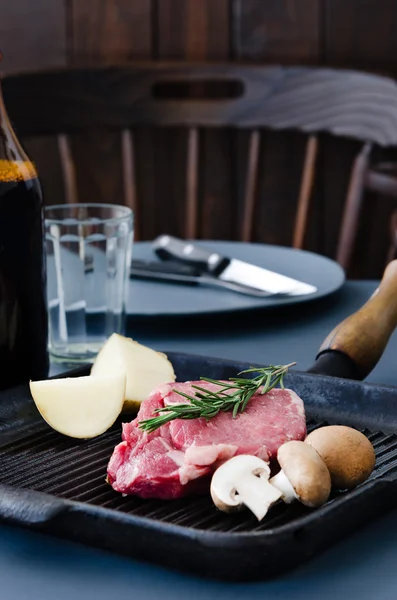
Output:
138,362,296,434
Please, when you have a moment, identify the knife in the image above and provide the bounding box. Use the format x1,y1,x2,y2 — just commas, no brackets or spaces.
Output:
130,259,287,297
152,235,317,296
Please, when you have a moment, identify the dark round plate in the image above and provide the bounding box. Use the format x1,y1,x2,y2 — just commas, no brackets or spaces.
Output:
127,241,345,317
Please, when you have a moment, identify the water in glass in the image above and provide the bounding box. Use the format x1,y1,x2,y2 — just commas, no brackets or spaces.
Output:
45,204,133,362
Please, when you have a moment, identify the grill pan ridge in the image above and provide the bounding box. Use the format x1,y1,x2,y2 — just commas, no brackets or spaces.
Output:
0,352,396,581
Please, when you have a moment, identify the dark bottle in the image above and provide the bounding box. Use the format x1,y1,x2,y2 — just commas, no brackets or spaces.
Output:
0,62,48,389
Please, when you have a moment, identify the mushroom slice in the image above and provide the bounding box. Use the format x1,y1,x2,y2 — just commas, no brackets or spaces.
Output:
210,455,282,521
305,425,376,490
270,441,331,508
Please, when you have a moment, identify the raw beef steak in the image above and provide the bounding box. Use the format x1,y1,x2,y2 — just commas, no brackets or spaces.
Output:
107,381,306,499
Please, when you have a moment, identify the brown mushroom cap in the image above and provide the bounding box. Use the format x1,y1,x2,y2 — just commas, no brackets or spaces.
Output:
277,440,331,507
305,425,376,490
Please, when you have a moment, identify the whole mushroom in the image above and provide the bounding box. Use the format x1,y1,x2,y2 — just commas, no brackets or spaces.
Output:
270,441,331,507
305,425,376,490
210,454,282,521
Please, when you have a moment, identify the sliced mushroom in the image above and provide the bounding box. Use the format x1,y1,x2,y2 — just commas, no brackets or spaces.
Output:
270,441,331,507
210,455,282,521
305,425,376,490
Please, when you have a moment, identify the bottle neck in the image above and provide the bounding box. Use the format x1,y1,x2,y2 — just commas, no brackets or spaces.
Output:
0,78,34,174
0,79,7,127
0,52,3,117
0,77,13,137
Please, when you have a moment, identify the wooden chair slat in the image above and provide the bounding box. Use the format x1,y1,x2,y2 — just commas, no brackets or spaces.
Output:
121,129,139,238
241,129,260,242
337,143,372,269
293,135,318,249
185,127,199,239
57,134,78,205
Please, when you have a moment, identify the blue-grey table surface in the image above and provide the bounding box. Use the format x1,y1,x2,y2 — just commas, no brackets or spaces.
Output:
5,279,397,599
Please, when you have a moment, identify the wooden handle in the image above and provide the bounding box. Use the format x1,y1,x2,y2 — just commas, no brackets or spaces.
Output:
317,260,397,379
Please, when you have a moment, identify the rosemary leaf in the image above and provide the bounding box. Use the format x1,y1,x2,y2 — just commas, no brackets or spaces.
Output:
138,362,296,434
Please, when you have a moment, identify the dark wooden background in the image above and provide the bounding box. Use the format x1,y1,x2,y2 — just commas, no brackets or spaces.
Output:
2,0,397,278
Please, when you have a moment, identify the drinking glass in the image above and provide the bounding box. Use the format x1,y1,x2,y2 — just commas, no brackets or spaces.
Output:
45,204,133,363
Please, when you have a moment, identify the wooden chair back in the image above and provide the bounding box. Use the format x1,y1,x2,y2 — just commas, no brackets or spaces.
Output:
4,63,397,270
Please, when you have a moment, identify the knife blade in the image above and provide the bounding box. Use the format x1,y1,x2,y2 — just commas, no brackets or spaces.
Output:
152,235,317,296
129,259,287,297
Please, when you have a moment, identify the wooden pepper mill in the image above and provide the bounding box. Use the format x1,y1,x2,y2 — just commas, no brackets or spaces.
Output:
309,260,397,380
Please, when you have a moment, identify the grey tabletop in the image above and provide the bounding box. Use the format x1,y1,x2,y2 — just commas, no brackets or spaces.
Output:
5,279,397,599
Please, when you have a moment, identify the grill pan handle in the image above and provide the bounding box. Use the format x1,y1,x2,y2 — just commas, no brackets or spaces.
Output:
0,484,67,526
309,259,397,380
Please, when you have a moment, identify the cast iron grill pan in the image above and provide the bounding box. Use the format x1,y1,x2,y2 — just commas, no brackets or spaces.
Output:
0,352,396,581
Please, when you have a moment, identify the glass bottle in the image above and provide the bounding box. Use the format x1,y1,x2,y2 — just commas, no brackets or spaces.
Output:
0,56,48,389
